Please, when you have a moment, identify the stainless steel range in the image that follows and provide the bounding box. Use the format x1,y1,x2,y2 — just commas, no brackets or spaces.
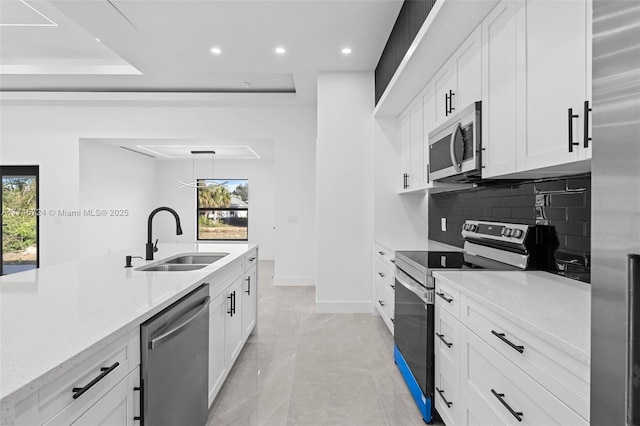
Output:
393,220,547,423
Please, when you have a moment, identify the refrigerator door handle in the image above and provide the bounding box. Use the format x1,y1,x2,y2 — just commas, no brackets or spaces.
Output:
629,253,640,425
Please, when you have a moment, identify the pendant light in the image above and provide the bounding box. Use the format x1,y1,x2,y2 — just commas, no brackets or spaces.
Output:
178,150,216,188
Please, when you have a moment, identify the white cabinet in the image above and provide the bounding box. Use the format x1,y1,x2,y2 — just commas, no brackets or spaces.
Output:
480,0,523,177
208,293,227,406
225,277,244,366
373,243,395,334
433,62,454,126
48,367,140,426
242,265,257,339
434,277,590,426
482,0,592,178
398,100,425,191
15,333,141,426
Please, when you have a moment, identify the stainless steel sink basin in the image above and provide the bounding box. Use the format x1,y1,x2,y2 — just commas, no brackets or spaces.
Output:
164,254,227,264
137,264,207,272
135,252,228,272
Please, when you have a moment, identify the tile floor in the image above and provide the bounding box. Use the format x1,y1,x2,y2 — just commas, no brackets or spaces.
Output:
207,261,442,426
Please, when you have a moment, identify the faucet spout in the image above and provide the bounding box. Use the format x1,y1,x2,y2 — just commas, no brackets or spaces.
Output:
146,207,183,260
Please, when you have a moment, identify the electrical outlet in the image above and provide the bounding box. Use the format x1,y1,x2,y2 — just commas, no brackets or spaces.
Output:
441,218,447,232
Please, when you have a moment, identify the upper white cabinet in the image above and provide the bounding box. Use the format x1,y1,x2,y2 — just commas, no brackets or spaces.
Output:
398,98,426,191
482,0,592,178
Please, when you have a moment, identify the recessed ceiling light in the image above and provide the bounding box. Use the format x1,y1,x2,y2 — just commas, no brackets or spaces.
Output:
210,47,222,55
275,47,286,55
95,38,101,42
341,47,352,55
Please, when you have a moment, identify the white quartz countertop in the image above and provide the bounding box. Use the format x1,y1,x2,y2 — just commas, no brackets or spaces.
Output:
375,238,461,253
432,270,591,364
0,243,256,410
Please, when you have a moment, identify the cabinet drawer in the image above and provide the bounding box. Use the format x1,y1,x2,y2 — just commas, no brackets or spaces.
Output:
463,329,587,426
374,244,395,269
35,334,133,423
434,369,459,426
244,248,258,270
376,278,394,320
375,259,395,290
434,305,460,382
463,297,589,419
434,279,461,318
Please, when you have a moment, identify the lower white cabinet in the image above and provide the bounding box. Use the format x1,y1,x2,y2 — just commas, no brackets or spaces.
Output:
373,243,395,334
207,252,259,408
46,367,140,426
15,332,141,426
434,278,589,426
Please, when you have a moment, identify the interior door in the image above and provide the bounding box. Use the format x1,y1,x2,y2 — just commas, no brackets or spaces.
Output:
1,166,39,276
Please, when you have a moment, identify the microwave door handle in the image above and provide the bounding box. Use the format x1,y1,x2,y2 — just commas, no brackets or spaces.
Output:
450,122,463,172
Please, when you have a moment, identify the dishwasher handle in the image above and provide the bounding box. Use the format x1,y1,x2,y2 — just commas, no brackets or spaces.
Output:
149,296,210,350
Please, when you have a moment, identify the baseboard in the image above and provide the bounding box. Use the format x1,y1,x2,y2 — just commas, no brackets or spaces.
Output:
273,276,316,286
315,301,372,314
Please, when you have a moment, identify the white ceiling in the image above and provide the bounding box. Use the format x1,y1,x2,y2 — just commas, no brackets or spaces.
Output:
0,0,403,106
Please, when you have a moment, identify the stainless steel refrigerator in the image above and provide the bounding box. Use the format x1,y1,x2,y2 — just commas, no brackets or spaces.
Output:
591,1,640,425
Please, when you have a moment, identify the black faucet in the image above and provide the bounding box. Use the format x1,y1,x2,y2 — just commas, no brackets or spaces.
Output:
146,207,183,260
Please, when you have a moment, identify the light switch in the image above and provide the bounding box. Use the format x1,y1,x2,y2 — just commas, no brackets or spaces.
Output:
441,218,447,232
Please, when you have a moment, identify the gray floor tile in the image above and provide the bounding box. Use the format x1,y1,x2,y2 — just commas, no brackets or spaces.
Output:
207,260,438,426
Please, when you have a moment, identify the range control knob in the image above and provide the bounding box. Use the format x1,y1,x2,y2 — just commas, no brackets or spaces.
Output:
502,228,513,237
513,229,524,238
471,224,477,232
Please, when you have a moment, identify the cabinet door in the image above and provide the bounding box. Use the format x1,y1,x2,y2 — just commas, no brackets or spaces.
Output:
421,84,436,183
241,266,257,338
225,278,244,363
208,293,227,407
434,62,454,125
481,0,523,177
409,100,424,188
520,0,588,171
453,25,482,111
398,111,411,189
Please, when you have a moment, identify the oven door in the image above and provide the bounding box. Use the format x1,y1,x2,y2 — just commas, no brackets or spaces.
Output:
394,269,434,397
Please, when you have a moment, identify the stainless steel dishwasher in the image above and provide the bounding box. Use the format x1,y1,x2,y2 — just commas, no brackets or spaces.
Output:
140,284,210,426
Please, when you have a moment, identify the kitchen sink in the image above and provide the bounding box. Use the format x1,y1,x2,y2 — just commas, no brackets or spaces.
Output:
163,254,228,264
137,264,207,272
135,252,228,272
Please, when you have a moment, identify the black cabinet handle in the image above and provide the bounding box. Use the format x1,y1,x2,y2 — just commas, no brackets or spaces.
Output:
72,362,120,400
378,272,385,278
391,284,395,290
568,108,580,152
378,300,385,307
245,276,251,295
390,259,395,264
378,251,385,256
436,332,453,348
584,100,592,148
491,389,523,422
390,318,394,323
436,387,453,408
233,291,236,314
227,292,234,317
426,164,430,183
403,173,409,189
436,292,453,303
133,387,142,421
448,89,455,114
491,330,524,353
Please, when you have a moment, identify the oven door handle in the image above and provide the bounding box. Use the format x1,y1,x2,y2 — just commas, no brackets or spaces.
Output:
395,275,432,305
449,121,463,172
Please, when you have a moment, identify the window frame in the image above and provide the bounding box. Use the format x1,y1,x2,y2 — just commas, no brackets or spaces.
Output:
1,165,40,276
195,179,249,242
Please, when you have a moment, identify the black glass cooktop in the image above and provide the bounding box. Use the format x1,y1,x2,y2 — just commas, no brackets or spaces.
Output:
396,250,521,272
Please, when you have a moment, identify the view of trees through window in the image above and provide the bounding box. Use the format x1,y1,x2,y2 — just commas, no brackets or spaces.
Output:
1,166,39,275
197,179,248,240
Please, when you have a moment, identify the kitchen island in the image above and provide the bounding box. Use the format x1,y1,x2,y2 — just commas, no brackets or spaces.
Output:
0,243,258,425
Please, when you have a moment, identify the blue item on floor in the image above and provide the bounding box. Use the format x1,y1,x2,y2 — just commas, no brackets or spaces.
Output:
394,344,432,424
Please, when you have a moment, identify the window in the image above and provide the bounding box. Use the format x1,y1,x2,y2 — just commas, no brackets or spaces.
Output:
1,166,39,275
197,179,248,241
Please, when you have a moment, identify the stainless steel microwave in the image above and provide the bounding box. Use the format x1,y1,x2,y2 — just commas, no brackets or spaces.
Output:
428,101,481,182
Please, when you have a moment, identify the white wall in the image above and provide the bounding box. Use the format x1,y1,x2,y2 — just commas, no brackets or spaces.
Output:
316,72,374,313
79,140,158,258
0,104,316,285
154,157,276,259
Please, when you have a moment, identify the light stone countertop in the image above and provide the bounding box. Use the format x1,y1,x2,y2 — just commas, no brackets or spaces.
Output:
432,270,591,364
0,242,257,420
375,238,461,254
